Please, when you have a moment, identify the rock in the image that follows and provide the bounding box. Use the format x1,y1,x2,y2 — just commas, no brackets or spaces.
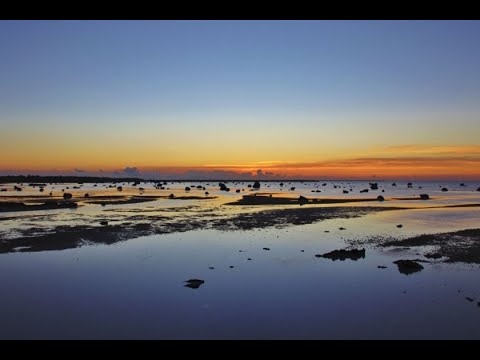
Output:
185,187,191,191
247,184,252,188
117,186,123,192
290,187,295,191
196,185,202,189
236,189,241,193
460,183,466,187
39,187,44,192
360,189,369,193
247,258,252,261
316,248,366,261
425,253,442,259
392,183,397,186
441,187,448,192
139,187,145,191
477,187,480,192
298,196,308,204
229,266,234,269
84,193,89,198
14,186,22,191
279,183,283,187
393,260,424,275
300,250,305,252
396,224,403,228
378,266,387,269
204,192,209,196
184,279,205,289
208,267,214,270
263,247,270,251
101,203,106,206
63,193,72,200
370,183,378,190
377,195,385,201
100,221,108,226
339,227,346,230
219,183,228,191
343,190,349,194
169,193,175,199
252,181,261,189
419,194,430,200
465,297,474,302
0,188,6,192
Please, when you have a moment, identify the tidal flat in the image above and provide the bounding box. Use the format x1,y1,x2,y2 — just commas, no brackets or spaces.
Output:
1,180,480,339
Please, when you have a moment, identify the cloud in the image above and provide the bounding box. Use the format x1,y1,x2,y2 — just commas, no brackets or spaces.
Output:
122,167,141,177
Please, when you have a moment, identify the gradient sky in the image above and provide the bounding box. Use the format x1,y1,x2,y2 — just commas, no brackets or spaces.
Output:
1,20,480,180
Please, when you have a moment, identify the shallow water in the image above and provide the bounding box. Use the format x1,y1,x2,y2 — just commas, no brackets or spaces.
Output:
1,180,480,339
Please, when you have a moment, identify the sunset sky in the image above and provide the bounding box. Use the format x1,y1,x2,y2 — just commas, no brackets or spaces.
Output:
1,20,480,180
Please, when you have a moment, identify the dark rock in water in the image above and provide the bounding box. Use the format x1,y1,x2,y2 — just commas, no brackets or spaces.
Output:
290,187,296,191
298,196,308,204
100,221,108,226
63,193,72,200
300,250,305,252
84,193,89,198
393,260,424,275
360,189,369,193
407,182,412,186
392,183,397,186
381,189,385,192
208,267,215,270
465,297,474,302
252,181,261,189
316,190,321,192
343,190,349,194
204,192,209,196
236,189,241,193
169,193,175,199
101,203,106,207
0,188,6,192
460,183,466,187
322,183,327,186
378,266,387,269
441,187,448,192
263,247,270,251
396,224,403,228
316,248,366,261
420,194,430,200
14,186,22,191
279,183,284,187
184,279,205,289
339,227,346,230
229,266,234,269
377,195,385,201
39,187,44,192
117,186,123,192
370,183,378,190
324,230,330,233
219,183,228,191
185,187,191,192
247,184,252,188
425,253,442,259
247,258,252,261
139,187,145,191
196,185,202,189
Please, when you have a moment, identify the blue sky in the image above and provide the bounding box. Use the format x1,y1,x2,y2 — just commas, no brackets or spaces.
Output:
1,20,480,179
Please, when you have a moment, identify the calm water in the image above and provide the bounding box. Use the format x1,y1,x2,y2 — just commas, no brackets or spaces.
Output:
1,180,479,339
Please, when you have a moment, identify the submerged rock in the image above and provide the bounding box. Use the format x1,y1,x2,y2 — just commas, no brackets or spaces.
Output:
343,190,349,194
219,183,228,191
393,260,424,275
396,224,403,228
441,187,448,192
370,183,378,190
316,248,366,261
84,193,89,198
117,186,123,192
184,279,205,289
290,187,296,191
420,194,430,200
185,187,191,192
252,181,261,189
63,193,72,200
377,195,385,201
169,193,175,199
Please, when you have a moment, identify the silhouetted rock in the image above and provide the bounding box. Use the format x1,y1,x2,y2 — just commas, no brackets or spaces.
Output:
370,183,378,190
441,187,448,192
196,185,202,189
360,189,369,193
236,189,241,193
460,183,466,187
420,194,430,200
63,193,72,200
477,187,480,192
397,224,403,228
393,260,424,275
252,181,260,189
343,190,349,194
263,247,270,251
185,187,191,191
316,248,366,261
339,227,346,230
84,193,89,198
279,183,284,187
184,279,205,289
219,183,228,191
290,187,295,191
204,192,209,196
169,193,175,199
465,297,474,302
14,186,22,191
378,266,387,269
117,186,123,192
377,195,385,201
392,183,397,186
425,253,442,259
100,221,108,226
229,266,234,269
298,196,308,204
